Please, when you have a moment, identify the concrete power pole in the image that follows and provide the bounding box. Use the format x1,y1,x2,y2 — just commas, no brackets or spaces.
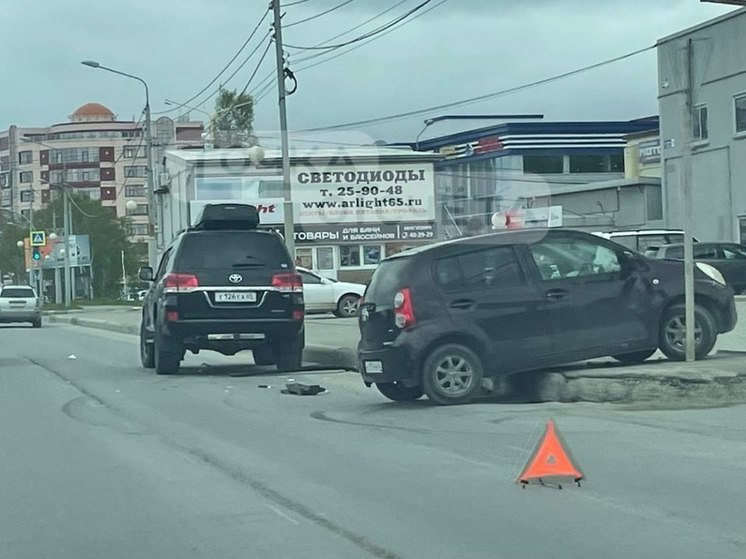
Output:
271,0,296,259
682,38,696,362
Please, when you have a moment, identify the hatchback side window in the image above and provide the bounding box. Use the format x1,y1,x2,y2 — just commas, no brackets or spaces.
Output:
436,246,524,291
722,246,746,260
529,237,621,281
693,245,718,259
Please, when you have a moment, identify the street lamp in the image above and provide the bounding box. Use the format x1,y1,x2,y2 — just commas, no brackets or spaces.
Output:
16,240,23,249
82,59,156,269
125,200,138,213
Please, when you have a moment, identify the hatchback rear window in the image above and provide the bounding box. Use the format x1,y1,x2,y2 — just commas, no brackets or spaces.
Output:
177,232,291,270
364,258,412,307
1,288,35,298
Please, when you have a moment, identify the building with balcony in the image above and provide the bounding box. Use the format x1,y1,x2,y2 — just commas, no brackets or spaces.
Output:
0,103,203,240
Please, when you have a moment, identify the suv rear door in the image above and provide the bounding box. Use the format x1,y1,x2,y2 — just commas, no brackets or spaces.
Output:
171,231,295,321
433,243,553,373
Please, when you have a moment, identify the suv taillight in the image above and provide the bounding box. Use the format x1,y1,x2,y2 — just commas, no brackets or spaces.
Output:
394,288,415,329
163,273,199,292
272,272,303,293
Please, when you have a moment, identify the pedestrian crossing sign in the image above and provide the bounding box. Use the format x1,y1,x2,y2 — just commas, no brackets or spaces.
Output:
30,231,46,247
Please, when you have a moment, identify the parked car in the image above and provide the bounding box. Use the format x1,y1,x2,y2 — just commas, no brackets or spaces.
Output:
0,285,42,328
297,267,364,317
138,203,304,375
593,229,697,254
648,242,746,294
358,229,737,405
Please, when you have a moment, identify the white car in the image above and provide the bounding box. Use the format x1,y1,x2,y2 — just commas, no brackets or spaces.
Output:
0,285,42,328
593,229,696,254
297,267,365,317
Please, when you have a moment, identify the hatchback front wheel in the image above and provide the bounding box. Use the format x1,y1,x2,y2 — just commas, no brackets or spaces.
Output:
422,344,484,405
659,304,717,361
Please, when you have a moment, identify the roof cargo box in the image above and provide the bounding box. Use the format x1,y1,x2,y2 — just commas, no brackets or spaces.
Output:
191,203,260,231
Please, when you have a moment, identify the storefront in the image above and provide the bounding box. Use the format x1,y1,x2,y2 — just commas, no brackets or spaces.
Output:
161,147,440,281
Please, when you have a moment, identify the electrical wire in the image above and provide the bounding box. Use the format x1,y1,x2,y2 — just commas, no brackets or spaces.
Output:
283,0,312,6
291,0,447,71
238,40,274,97
283,0,433,50
152,8,270,115
298,44,656,132
251,0,444,103
285,0,356,28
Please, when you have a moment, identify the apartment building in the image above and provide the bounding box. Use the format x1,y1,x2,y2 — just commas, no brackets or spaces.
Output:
0,102,203,240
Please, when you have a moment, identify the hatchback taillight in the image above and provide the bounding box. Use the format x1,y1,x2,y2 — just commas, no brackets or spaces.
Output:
394,288,416,329
163,273,199,292
272,272,303,293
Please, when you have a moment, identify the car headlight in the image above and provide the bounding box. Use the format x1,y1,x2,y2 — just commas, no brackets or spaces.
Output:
696,262,726,285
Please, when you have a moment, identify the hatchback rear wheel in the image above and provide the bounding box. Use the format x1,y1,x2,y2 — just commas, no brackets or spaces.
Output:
422,344,484,405
375,382,423,402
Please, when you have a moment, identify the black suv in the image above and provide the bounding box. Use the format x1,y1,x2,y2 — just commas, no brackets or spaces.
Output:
358,229,737,405
138,203,304,375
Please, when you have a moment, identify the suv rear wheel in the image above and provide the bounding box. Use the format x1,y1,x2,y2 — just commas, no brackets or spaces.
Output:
140,326,155,369
376,382,423,402
274,337,303,372
253,345,275,366
659,304,717,361
155,332,183,375
422,344,484,405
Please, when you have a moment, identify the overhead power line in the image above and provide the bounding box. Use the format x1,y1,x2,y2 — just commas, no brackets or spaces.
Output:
298,44,656,132
283,0,433,50
283,0,312,5
153,7,270,115
285,0,357,28
238,40,274,97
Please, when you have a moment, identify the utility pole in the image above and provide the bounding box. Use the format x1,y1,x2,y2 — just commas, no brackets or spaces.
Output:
144,100,157,269
271,0,295,259
682,38,696,361
63,188,72,307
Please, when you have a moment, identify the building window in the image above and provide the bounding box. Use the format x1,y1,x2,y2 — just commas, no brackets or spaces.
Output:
340,245,384,267
125,185,145,197
340,245,361,267
735,94,746,134
18,151,33,165
646,186,663,221
122,146,144,158
19,171,33,183
523,155,564,174
569,154,624,174
693,104,708,141
128,224,150,236
49,148,100,164
80,188,101,201
20,190,33,203
125,165,147,178
126,203,149,216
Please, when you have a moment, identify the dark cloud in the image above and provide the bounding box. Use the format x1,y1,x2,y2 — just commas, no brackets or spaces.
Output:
0,0,736,141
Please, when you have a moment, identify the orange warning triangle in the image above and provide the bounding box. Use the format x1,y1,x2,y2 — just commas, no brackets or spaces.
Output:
517,420,584,486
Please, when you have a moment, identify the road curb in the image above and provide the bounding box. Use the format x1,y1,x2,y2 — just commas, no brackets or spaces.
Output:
48,314,359,371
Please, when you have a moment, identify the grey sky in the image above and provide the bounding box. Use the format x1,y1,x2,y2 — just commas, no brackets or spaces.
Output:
0,0,735,143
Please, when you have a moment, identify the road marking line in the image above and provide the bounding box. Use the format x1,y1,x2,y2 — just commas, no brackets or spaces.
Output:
263,503,301,525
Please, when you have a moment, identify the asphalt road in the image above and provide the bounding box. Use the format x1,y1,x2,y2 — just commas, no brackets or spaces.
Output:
2,322,746,559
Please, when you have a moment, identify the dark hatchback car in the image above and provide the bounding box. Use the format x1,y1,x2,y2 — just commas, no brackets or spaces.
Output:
648,242,746,294
358,229,737,405
139,204,304,375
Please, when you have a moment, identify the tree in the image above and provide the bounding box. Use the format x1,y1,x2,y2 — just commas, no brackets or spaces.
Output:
210,88,256,148
0,215,27,283
32,194,144,298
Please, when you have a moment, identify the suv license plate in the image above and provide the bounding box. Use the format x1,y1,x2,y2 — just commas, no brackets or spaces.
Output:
215,292,257,303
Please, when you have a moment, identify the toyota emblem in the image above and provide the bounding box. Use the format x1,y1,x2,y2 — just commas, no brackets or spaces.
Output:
228,273,243,284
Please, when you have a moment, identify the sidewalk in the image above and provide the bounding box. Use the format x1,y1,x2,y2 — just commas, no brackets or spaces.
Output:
47,304,746,406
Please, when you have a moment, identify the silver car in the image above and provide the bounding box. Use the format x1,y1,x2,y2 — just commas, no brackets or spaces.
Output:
0,285,42,328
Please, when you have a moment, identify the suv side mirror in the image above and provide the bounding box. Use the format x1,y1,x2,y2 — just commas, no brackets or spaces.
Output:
139,267,154,282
